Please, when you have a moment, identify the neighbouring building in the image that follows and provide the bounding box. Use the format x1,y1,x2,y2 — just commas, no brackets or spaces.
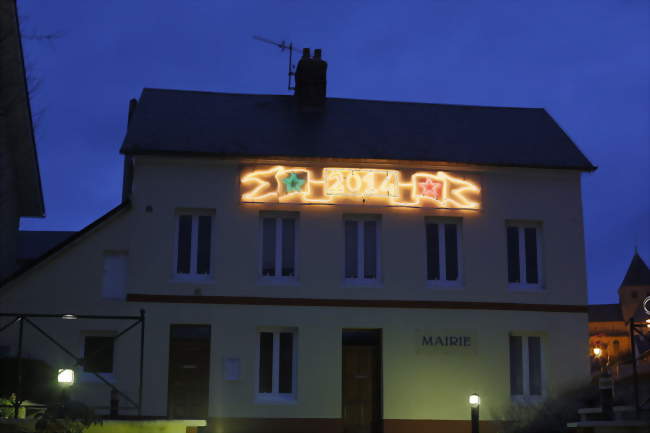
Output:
588,252,650,374
0,0,45,280
0,49,596,433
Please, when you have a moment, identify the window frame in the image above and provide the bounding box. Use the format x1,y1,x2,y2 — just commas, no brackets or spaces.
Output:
79,331,117,383
424,218,463,288
255,328,298,403
342,215,382,286
509,334,545,402
172,210,214,280
258,212,299,283
506,222,544,290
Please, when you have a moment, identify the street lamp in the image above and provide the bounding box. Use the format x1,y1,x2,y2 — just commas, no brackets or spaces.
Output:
468,393,480,433
592,347,602,358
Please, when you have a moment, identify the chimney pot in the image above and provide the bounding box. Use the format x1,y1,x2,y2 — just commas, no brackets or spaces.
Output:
294,47,327,107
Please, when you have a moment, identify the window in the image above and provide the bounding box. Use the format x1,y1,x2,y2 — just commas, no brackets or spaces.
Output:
101,251,127,299
260,213,297,278
257,330,296,399
83,336,114,373
425,220,461,284
175,212,213,278
506,223,542,287
344,216,380,281
509,335,543,398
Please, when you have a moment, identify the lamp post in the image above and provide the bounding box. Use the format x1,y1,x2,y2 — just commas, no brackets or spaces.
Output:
592,346,613,419
57,368,74,414
469,393,480,433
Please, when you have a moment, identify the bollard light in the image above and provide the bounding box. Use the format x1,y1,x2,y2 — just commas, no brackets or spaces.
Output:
469,393,480,433
57,369,75,386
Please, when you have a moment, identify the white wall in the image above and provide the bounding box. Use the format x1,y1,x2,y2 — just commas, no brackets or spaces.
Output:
0,156,590,420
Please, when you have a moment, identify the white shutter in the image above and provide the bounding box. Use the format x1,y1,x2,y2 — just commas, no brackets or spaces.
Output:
101,252,127,299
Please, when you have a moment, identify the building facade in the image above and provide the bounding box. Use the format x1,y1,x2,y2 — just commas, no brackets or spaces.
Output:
0,0,45,281
0,53,596,433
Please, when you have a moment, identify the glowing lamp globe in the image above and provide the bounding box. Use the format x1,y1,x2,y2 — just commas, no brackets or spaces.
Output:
593,347,602,358
58,369,75,386
468,393,480,407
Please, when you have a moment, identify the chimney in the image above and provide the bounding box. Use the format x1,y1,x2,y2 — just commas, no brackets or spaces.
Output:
294,48,327,106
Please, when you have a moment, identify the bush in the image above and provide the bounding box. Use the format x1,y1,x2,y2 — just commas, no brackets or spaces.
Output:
34,401,101,433
500,384,601,433
0,358,58,404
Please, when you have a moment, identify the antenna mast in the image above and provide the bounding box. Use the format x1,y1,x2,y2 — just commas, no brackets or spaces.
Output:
253,35,302,91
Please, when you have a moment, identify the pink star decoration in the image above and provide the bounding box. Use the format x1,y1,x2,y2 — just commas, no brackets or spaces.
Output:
418,178,443,200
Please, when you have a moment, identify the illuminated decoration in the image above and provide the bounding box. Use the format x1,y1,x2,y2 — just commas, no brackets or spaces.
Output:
418,178,442,199
282,172,306,193
241,165,480,209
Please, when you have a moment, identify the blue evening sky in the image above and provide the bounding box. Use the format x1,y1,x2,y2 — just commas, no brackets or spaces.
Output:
17,0,649,304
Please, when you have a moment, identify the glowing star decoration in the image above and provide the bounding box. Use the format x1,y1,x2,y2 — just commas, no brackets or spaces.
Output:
418,178,442,200
241,165,480,209
282,172,306,193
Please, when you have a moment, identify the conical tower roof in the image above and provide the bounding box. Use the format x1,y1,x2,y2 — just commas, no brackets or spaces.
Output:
620,252,650,288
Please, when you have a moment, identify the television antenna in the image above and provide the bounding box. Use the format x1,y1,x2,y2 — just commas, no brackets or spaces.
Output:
253,35,303,91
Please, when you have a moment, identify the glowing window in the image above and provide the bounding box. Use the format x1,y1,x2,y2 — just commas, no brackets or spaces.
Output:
257,329,297,399
174,211,213,278
260,213,297,278
426,220,461,283
344,216,380,281
509,335,543,398
507,223,543,288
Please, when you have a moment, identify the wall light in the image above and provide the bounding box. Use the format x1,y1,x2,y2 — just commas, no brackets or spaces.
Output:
57,369,74,386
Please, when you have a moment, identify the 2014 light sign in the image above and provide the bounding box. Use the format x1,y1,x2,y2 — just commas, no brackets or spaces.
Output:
241,166,481,209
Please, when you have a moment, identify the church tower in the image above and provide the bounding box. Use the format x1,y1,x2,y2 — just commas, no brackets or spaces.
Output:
618,251,650,322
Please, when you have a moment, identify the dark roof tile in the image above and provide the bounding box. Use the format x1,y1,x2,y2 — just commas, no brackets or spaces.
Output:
121,89,596,171
588,304,623,322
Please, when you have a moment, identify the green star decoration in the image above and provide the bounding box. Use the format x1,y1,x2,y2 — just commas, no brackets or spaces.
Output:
282,172,306,193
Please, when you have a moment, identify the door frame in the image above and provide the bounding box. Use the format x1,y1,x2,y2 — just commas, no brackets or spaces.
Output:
341,328,383,432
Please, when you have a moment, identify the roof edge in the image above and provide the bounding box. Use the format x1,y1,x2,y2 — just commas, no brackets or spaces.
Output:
0,200,131,289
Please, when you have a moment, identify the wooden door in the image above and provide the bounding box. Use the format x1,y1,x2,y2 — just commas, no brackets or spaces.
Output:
168,325,211,419
343,345,380,433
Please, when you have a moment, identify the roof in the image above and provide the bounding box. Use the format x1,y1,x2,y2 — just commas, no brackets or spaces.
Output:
121,88,596,171
620,252,650,287
0,202,130,288
17,231,76,262
0,0,44,217
588,304,623,322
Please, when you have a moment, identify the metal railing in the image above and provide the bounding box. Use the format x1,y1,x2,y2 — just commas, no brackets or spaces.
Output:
0,310,145,418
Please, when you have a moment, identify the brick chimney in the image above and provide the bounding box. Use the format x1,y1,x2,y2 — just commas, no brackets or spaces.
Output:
294,48,327,106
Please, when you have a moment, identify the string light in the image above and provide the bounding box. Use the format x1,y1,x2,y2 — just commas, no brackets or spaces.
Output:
241,165,481,209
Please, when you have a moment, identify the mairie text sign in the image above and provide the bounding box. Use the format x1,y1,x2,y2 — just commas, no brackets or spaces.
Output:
416,330,478,355
240,166,480,209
